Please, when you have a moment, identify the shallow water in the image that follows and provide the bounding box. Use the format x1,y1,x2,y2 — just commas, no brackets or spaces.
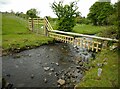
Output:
2,43,93,88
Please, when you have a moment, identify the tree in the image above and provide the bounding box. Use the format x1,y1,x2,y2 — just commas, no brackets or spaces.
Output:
51,1,80,32
87,2,114,25
26,8,38,31
26,8,38,18
107,2,119,26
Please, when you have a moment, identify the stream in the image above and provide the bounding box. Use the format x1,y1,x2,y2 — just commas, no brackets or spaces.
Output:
2,42,95,88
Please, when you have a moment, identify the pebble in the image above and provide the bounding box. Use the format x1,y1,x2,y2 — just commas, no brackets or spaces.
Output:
58,85,61,87
28,54,31,57
44,67,50,71
77,70,80,73
15,65,19,68
37,54,41,57
45,63,47,65
61,75,65,79
44,78,47,83
39,61,42,64
76,66,81,69
56,63,59,66
46,55,49,58
50,68,55,72
55,72,59,76
31,74,34,79
51,62,54,64
50,49,53,51
48,72,52,76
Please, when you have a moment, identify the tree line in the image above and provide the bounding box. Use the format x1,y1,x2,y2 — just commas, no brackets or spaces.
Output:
1,1,119,33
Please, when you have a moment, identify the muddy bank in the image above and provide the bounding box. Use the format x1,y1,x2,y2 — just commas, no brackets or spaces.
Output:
2,43,94,88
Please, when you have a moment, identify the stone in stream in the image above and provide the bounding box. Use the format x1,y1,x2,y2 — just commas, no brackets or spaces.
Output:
77,69,80,73
70,66,73,68
44,63,47,65
55,72,59,76
48,72,52,76
76,66,81,69
44,67,50,71
31,74,34,79
46,55,49,58
57,79,65,85
15,65,19,68
56,63,59,66
57,84,61,87
44,78,47,83
37,54,41,57
28,54,31,57
71,75,76,78
50,48,53,52
61,75,65,79
51,62,54,64
39,61,42,64
6,74,11,77
50,68,55,72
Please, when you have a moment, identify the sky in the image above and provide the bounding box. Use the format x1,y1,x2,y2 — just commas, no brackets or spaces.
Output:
0,0,118,18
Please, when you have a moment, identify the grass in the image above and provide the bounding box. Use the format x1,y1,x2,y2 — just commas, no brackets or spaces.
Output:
75,49,118,87
49,20,109,35
2,14,53,55
73,24,108,35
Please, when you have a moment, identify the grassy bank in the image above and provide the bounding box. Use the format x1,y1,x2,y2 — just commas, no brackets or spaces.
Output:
2,14,53,55
75,48,118,87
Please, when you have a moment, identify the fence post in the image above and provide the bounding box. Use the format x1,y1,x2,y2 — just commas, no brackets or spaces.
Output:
44,17,48,37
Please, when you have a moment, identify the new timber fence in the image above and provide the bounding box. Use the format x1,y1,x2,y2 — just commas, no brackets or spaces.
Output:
28,18,44,34
44,17,119,52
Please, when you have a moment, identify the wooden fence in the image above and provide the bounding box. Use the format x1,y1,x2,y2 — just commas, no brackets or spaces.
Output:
44,17,118,52
28,18,44,34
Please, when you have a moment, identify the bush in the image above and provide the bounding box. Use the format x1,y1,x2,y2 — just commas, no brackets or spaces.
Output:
98,26,118,39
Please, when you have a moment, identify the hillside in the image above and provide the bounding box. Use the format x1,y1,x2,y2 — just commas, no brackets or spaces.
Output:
2,14,53,55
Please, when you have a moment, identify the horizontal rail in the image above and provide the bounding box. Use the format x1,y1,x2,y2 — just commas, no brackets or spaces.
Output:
48,30,119,42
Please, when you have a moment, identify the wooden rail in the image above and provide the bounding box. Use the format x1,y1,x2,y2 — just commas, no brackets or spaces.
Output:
48,30,118,42
28,18,41,31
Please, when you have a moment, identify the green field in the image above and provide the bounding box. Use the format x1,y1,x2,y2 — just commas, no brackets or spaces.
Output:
50,21,109,35
2,14,53,54
73,24,108,35
75,49,118,87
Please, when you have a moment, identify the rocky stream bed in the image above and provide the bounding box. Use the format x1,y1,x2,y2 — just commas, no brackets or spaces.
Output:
2,43,95,88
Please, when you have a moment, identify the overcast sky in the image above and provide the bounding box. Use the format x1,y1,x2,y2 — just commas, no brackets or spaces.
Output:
0,0,118,18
